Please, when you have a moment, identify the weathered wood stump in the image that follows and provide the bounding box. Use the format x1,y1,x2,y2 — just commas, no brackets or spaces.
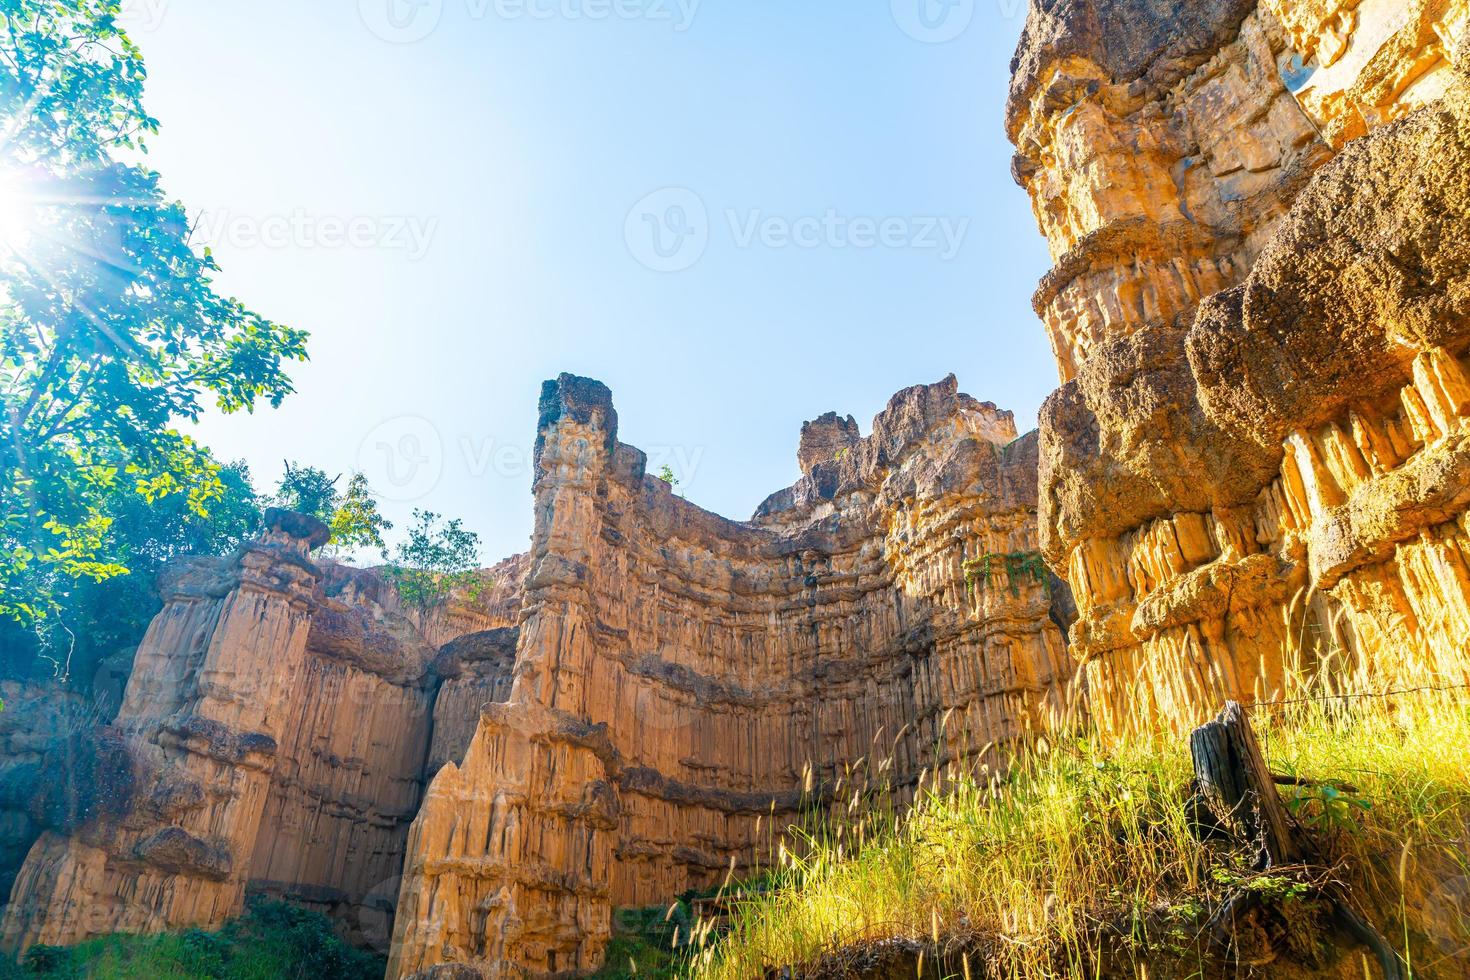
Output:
1190,700,1297,869
1190,702,1405,980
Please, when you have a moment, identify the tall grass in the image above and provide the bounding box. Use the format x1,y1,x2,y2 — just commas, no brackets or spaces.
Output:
692,692,1470,978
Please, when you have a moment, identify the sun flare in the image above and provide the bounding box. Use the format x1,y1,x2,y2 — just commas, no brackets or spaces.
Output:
0,170,38,254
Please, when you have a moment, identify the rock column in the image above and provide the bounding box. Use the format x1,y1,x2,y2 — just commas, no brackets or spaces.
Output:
387,377,623,979
0,510,327,953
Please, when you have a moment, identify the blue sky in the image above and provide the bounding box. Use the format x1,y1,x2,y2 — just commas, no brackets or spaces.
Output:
126,0,1054,563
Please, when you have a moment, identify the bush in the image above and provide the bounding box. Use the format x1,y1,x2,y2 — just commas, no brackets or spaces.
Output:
20,947,71,976
0,899,383,980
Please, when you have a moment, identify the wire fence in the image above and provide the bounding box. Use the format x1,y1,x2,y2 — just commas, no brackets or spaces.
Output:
1241,680,1470,711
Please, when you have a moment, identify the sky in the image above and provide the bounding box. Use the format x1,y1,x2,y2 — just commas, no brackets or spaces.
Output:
121,0,1056,564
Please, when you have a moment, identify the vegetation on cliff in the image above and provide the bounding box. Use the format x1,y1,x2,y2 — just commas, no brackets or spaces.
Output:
0,899,383,980
0,458,393,688
0,0,310,633
694,690,1470,977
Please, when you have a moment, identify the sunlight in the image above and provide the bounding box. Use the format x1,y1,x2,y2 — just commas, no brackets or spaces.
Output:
0,169,37,255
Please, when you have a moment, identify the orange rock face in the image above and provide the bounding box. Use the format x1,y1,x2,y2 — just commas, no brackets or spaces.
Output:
0,522,526,957
2,373,1071,976
1,511,328,951
1008,0,1470,735
387,373,1074,978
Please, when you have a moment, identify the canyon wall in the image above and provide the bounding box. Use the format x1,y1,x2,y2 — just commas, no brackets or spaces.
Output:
1008,0,1470,734
387,373,1074,978
0,510,330,951
0,518,527,956
1,373,1072,976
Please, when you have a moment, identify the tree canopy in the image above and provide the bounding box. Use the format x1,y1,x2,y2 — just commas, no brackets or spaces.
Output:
0,1,309,631
383,510,483,612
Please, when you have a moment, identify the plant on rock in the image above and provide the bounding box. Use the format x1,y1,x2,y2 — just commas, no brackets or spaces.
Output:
272,465,391,558
382,509,484,611
963,550,1050,598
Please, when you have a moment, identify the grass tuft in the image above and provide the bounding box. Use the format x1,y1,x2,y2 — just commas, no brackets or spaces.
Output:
691,693,1470,978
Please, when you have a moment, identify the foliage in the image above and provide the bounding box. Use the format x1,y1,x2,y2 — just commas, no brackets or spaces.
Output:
592,905,693,980
382,509,483,611
271,463,339,524
695,692,1470,978
271,466,390,558
108,459,262,563
0,1,308,629
1283,781,1374,839
0,899,383,979
0,457,261,685
326,473,391,555
963,550,1050,599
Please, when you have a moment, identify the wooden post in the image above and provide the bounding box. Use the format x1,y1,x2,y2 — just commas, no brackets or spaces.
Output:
1190,701,1297,867
1189,702,1405,980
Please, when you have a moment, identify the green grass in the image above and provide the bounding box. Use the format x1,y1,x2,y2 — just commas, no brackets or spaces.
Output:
0,899,384,980
691,693,1470,978
594,905,691,979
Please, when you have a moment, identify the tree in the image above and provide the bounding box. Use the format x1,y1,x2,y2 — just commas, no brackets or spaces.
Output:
0,456,263,685
0,1,309,630
328,473,391,556
382,510,483,612
273,463,340,524
271,465,391,558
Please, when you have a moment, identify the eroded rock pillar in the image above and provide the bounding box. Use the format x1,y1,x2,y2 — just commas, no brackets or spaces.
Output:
387,376,622,980
0,509,328,953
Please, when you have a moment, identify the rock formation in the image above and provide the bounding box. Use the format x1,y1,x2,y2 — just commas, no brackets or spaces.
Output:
6,3,1466,972
0,682,118,907
0,517,526,955
1,374,1070,976
1,510,329,950
386,373,1073,978
1008,0,1470,733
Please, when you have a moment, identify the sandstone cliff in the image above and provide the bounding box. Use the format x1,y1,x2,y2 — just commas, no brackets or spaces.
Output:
386,373,1073,978
18,0,1460,962
0,517,528,956
1,374,1070,977
1,510,330,950
1008,0,1470,733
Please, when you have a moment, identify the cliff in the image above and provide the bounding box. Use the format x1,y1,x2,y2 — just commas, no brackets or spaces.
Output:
1007,0,1470,733
0,374,1070,977
8,1,1460,969
0,519,529,956
386,373,1074,978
